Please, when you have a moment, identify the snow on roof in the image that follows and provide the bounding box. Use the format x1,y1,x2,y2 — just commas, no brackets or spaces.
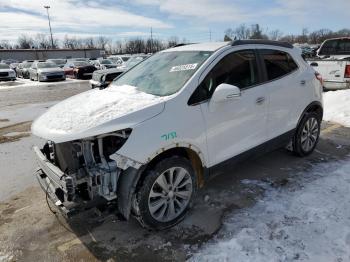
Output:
163,42,230,52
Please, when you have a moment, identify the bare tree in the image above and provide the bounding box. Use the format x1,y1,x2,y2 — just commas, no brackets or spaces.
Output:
269,30,283,41
235,24,251,39
17,34,34,49
167,36,179,48
0,40,12,49
96,36,110,49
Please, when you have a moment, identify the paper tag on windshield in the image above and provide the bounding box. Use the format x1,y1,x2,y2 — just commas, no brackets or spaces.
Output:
170,63,198,72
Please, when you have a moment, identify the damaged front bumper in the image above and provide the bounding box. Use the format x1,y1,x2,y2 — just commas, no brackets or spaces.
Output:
34,146,108,217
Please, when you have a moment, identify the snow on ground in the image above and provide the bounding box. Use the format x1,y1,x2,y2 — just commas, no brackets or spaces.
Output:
0,78,87,90
190,159,350,261
323,89,350,127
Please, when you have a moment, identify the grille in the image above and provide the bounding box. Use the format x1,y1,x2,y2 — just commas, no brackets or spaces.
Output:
0,72,9,77
46,74,63,80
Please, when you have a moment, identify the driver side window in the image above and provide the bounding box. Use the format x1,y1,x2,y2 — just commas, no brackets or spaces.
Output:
188,50,258,105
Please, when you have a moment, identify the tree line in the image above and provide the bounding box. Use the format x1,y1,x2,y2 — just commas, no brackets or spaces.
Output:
224,24,350,45
0,34,185,54
0,25,349,54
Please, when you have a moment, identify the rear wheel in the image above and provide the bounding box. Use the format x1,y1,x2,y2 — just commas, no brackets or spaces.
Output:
293,112,321,156
135,156,196,230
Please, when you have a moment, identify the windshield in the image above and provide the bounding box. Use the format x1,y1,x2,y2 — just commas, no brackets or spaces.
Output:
112,51,213,96
23,62,33,68
125,56,147,68
121,56,130,62
0,63,9,69
73,61,90,67
101,59,112,64
50,59,66,64
37,62,57,68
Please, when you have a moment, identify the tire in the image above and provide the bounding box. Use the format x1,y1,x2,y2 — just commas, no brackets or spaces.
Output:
293,112,321,157
135,156,197,230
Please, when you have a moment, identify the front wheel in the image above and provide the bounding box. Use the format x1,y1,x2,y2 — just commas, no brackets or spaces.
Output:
135,156,196,230
293,112,321,156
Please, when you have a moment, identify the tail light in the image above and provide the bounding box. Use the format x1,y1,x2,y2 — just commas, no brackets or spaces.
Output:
315,72,323,86
345,65,350,78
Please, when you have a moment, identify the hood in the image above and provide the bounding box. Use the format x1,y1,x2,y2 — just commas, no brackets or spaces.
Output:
32,85,167,143
38,67,63,73
0,69,13,73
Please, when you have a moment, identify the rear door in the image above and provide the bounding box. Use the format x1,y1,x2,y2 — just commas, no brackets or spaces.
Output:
190,49,268,168
258,49,307,140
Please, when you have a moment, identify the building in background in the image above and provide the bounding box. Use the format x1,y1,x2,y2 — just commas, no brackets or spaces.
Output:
0,48,105,61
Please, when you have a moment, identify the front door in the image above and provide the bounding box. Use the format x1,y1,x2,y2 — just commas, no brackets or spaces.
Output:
192,49,268,168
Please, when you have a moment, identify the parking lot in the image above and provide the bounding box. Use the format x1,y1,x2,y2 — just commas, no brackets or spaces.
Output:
0,80,349,261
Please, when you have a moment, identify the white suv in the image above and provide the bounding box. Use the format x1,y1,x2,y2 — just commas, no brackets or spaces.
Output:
32,40,323,229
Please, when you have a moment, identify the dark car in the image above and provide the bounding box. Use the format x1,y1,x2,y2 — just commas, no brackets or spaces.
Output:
17,61,33,78
63,61,96,79
92,59,118,70
89,68,125,89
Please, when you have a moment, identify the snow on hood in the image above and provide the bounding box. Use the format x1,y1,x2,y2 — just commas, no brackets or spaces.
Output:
32,85,166,142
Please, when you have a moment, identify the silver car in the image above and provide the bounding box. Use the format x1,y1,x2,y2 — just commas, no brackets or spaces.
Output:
0,63,16,81
29,61,66,82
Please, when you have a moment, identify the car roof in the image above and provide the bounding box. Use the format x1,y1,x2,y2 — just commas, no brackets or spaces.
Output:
163,42,230,52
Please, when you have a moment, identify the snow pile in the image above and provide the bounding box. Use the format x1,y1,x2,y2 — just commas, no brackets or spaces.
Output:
190,160,350,261
32,85,164,135
324,89,350,127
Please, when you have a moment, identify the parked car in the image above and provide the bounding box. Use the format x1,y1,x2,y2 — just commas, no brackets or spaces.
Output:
107,55,131,66
0,63,16,81
29,61,66,82
63,61,96,79
90,67,125,89
47,59,67,68
309,37,350,90
9,63,19,74
116,54,149,71
92,59,118,70
32,40,323,229
1,59,18,65
16,61,33,79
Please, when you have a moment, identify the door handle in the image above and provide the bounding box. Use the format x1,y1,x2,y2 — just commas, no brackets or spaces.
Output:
256,97,265,105
300,80,306,85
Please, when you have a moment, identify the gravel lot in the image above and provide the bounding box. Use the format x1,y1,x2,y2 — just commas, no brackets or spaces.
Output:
0,81,349,261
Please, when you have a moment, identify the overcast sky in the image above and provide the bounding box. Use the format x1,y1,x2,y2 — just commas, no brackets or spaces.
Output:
0,0,349,43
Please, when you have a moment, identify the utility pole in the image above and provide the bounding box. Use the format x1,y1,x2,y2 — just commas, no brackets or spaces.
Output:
44,5,54,49
209,29,212,42
150,27,153,53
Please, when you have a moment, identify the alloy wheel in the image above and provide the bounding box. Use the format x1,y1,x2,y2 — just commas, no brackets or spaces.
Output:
148,167,193,223
301,117,319,152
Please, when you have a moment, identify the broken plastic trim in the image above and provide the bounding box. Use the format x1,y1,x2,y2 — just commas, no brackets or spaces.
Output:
109,153,142,170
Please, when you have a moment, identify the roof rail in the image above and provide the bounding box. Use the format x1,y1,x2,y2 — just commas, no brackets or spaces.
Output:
172,43,191,48
231,39,293,49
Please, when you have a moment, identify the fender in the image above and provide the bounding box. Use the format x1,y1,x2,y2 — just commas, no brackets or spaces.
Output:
117,165,147,220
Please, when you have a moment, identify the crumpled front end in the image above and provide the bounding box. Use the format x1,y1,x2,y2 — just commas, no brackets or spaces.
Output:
34,129,141,217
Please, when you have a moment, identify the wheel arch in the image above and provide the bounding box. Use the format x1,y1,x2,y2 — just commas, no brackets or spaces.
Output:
117,145,206,220
297,101,323,127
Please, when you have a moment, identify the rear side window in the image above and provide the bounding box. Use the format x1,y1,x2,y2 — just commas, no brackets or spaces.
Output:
189,50,259,105
260,50,298,81
319,39,350,56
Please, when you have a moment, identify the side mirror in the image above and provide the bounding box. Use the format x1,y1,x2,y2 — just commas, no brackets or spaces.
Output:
211,83,241,103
